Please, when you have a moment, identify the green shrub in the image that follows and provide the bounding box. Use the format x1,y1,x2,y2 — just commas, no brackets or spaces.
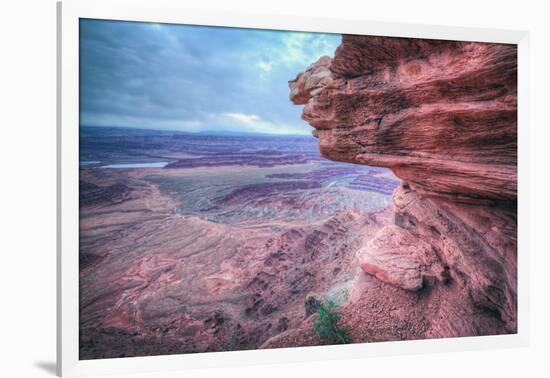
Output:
313,300,350,344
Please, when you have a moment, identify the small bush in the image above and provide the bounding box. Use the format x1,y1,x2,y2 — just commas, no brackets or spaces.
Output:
313,300,350,344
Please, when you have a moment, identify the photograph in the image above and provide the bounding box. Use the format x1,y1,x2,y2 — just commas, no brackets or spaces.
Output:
77,19,517,360
8,0,550,378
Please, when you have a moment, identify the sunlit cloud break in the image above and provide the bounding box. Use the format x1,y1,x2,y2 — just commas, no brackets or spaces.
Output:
221,113,309,135
224,113,262,124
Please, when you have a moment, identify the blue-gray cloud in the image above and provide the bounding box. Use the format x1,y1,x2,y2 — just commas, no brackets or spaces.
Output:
79,19,341,135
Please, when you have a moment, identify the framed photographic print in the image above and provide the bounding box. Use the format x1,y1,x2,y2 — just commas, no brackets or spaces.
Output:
57,0,529,376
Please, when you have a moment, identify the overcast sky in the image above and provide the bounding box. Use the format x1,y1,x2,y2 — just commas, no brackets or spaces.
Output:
79,19,340,135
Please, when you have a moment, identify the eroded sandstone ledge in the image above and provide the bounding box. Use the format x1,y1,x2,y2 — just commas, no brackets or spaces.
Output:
290,35,517,203
279,34,518,344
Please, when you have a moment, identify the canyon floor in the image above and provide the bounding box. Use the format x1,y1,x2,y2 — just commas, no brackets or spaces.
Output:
79,127,400,359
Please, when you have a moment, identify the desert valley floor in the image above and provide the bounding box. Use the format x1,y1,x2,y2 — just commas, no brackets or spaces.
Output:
79,127,401,358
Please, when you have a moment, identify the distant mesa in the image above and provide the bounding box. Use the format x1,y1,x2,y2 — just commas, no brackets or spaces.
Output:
164,153,322,169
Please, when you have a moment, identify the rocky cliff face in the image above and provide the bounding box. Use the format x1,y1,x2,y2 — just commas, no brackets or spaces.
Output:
284,35,517,342
290,36,517,203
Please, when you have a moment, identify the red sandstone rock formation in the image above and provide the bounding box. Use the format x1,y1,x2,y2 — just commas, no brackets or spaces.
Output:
290,36,517,203
284,35,518,343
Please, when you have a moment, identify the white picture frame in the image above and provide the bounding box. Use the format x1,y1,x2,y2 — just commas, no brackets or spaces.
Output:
57,0,530,376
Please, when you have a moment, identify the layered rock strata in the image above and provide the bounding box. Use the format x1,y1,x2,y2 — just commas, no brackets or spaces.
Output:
290,36,517,203
286,35,517,341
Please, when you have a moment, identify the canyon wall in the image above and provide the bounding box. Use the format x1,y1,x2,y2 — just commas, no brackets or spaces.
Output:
287,35,517,340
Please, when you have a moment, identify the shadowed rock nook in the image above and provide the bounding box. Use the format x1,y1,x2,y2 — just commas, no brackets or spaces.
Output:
274,34,517,346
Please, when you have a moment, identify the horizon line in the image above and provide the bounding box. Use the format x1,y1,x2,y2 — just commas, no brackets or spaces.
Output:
79,124,314,137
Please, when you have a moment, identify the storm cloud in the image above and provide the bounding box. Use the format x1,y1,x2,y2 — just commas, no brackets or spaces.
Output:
79,19,341,135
